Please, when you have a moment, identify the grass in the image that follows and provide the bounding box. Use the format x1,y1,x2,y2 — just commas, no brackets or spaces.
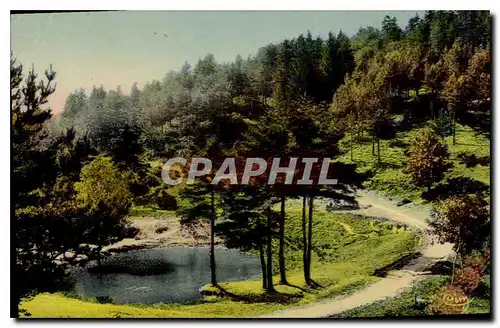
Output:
20,201,419,318
333,276,451,318
129,205,177,218
333,274,491,318
338,122,490,204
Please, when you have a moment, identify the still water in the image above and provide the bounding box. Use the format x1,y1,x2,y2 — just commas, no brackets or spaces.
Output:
74,247,261,304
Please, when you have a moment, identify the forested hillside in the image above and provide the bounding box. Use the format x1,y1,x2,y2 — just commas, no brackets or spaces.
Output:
13,10,491,318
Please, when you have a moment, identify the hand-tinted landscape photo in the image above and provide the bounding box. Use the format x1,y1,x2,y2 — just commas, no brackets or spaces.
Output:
11,10,491,319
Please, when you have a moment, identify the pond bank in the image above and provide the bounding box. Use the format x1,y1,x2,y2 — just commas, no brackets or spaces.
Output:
103,215,224,253
21,196,421,318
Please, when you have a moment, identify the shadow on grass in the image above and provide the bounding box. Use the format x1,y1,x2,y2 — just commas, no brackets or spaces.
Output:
457,153,490,168
373,161,402,170
422,177,489,201
453,142,490,147
306,279,323,289
279,282,307,292
427,260,454,276
212,285,304,304
373,252,422,277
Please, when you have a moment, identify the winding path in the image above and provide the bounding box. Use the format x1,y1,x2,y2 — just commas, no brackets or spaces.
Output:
261,191,454,318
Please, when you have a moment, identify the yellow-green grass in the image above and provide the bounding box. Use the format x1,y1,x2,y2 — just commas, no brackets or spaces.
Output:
333,276,451,318
129,205,177,218
338,122,490,204
21,204,419,318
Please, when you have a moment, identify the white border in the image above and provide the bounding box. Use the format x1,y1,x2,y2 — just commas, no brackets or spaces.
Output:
3,1,499,327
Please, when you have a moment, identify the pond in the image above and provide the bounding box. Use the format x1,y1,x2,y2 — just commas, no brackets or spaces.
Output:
73,247,261,304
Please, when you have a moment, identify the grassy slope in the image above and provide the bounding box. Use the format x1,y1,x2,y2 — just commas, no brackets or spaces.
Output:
338,122,490,204
331,121,491,318
21,202,419,318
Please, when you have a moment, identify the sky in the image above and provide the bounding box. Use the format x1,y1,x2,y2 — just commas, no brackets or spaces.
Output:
11,10,424,114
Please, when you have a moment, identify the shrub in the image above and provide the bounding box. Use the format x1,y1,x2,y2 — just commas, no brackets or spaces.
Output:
454,267,482,294
156,189,178,210
429,195,490,256
463,252,489,273
430,115,453,138
405,128,451,191
95,296,114,304
75,155,132,217
477,275,491,298
428,284,468,315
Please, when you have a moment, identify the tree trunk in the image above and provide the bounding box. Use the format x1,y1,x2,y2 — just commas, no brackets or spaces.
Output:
451,240,461,284
209,189,217,286
302,194,308,283
279,192,287,284
372,126,376,156
430,98,434,119
266,209,275,293
259,242,267,290
96,246,102,266
350,131,354,161
306,192,314,286
377,136,381,163
452,109,457,145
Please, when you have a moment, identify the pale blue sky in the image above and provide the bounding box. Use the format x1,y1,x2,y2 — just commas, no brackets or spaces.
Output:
11,10,424,114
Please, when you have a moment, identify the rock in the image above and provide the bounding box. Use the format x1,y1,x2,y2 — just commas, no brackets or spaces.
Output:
54,259,64,266
64,251,76,260
155,225,169,234
74,254,88,263
325,199,360,211
396,199,412,207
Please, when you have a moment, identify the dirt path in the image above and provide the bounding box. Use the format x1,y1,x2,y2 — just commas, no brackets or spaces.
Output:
261,191,454,318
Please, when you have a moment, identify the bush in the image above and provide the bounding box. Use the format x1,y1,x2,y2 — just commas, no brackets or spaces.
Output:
428,284,468,315
463,251,489,273
75,155,132,217
375,117,396,139
430,115,453,138
405,128,451,191
156,189,178,210
454,267,482,294
429,195,490,256
476,275,490,298
95,296,114,304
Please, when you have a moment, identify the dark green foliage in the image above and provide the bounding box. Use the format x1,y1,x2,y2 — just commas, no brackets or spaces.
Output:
12,56,134,313
382,16,402,42
155,189,178,210
95,296,114,304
